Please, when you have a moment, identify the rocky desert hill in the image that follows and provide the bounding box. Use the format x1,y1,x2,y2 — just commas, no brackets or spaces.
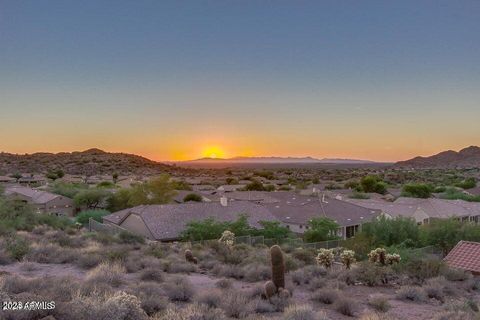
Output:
396,146,480,169
0,148,179,175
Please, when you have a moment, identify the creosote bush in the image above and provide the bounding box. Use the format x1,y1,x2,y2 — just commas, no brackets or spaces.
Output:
396,286,427,303
162,276,195,302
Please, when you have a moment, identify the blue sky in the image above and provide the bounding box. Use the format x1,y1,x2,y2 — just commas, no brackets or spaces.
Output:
1,1,479,161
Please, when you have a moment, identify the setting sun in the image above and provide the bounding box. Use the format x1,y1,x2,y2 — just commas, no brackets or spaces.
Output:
201,146,226,159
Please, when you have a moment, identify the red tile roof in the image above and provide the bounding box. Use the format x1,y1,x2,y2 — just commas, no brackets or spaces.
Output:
444,241,480,274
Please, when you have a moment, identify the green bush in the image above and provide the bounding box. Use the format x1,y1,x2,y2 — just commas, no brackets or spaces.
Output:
402,183,433,198
183,193,202,202
75,209,110,225
118,230,146,244
6,236,30,260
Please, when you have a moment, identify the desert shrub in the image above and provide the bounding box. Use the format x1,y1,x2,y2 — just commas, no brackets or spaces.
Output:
350,262,391,286
139,268,164,282
144,242,166,258
158,303,226,320
118,230,145,245
0,250,12,265
396,286,427,302
215,278,233,290
220,290,255,318
26,244,77,264
196,289,223,308
163,276,195,301
5,236,30,260
165,259,197,274
98,291,148,320
19,261,39,272
424,281,446,302
0,275,43,294
212,263,245,279
291,248,316,265
75,253,103,269
308,278,327,291
311,288,338,304
464,278,480,291
282,304,323,320
289,269,308,285
400,257,444,283
131,282,168,316
86,261,125,287
252,298,277,313
368,295,390,312
441,267,472,281
244,263,270,282
268,294,292,312
105,248,129,262
334,297,356,316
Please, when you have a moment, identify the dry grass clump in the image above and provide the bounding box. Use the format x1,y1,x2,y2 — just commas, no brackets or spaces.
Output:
396,286,427,303
212,263,246,279
65,290,148,320
0,275,43,294
215,278,233,290
441,268,472,282
360,313,396,320
196,289,223,308
86,261,126,287
282,304,327,320
26,244,77,264
368,294,390,312
75,252,103,269
311,288,338,304
334,297,357,316
0,249,12,265
139,267,164,282
155,303,226,320
162,276,195,302
19,261,39,272
220,290,255,318
130,282,169,316
160,256,197,274
244,263,270,282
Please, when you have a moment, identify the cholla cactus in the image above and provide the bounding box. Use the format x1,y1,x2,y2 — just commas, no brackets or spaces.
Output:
316,248,334,269
340,250,356,269
218,230,235,247
368,248,387,265
386,253,401,265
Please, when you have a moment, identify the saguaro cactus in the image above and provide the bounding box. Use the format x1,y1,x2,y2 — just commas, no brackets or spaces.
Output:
270,245,285,289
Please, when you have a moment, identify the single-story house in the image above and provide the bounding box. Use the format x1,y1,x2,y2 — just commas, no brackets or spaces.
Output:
346,197,480,225
5,186,75,216
264,192,380,239
103,200,280,241
444,241,480,275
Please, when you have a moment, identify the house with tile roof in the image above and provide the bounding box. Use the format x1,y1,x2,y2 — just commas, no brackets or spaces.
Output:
103,201,279,241
5,186,75,216
346,197,480,225
263,192,381,239
444,241,480,275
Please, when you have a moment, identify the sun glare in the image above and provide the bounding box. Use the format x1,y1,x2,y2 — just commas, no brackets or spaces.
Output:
202,146,225,159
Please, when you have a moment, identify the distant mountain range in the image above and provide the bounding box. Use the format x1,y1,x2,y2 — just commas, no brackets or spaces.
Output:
395,146,480,168
177,156,378,165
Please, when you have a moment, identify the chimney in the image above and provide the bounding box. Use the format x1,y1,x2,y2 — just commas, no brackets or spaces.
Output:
220,196,228,207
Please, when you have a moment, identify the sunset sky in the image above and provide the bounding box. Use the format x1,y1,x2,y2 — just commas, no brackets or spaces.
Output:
1,1,479,162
